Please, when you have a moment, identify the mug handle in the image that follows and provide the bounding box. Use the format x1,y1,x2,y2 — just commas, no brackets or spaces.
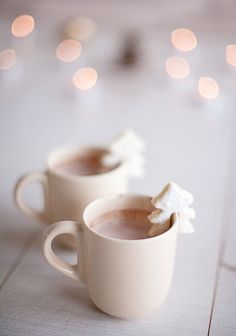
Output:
14,172,49,223
42,221,81,281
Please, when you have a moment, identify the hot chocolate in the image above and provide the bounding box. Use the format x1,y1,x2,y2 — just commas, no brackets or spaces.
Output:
91,209,152,240
54,151,118,176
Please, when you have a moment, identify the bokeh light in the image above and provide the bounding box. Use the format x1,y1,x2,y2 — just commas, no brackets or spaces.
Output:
226,45,236,67
56,39,81,62
0,49,16,70
165,57,190,79
198,77,219,100
66,17,97,41
72,67,98,90
171,28,197,52
11,15,35,38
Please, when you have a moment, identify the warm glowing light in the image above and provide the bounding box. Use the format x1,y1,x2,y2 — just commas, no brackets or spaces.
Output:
171,28,197,51
66,17,97,41
165,57,190,79
72,67,97,90
56,39,81,62
226,45,236,67
11,15,35,37
198,77,219,100
0,49,16,70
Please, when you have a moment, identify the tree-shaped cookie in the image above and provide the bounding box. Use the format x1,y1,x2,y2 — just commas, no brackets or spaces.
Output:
102,129,146,177
148,182,195,236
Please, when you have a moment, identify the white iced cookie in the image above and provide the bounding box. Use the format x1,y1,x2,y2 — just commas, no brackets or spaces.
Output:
125,159,145,177
148,208,170,225
148,209,171,236
102,129,145,177
148,182,195,236
151,182,193,212
178,207,195,233
110,129,146,154
148,217,171,236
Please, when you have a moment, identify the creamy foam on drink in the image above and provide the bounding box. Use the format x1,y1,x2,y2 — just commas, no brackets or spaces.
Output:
54,151,118,176
91,209,152,240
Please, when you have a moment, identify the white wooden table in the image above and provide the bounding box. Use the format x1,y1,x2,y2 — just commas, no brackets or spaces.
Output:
0,1,236,334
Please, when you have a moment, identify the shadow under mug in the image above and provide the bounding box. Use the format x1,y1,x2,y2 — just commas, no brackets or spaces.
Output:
14,145,128,225
42,193,178,319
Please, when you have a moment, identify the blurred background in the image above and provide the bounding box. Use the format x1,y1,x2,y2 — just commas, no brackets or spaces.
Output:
0,0,236,335
0,0,235,197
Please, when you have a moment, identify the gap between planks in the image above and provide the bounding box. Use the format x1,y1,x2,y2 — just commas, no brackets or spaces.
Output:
0,230,39,291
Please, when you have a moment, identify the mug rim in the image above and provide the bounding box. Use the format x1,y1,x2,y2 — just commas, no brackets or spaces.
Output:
46,144,127,180
83,193,178,244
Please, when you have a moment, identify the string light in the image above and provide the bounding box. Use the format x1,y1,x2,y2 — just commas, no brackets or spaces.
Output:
171,28,197,52
165,57,190,79
5,17,224,102
0,49,16,70
72,67,97,90
198,77,219,100
11,15,35,38
56,39,81,62
226,45,236,67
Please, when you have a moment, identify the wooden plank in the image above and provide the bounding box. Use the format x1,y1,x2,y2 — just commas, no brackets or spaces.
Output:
209,268,236,336
208,98,236,335
209,175,236,335
0,237,221,336
0,205,39,287
222,196,236,267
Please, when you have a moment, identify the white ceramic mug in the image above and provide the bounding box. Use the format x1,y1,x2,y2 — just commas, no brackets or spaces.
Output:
42,193,178,318
14,145,128,225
